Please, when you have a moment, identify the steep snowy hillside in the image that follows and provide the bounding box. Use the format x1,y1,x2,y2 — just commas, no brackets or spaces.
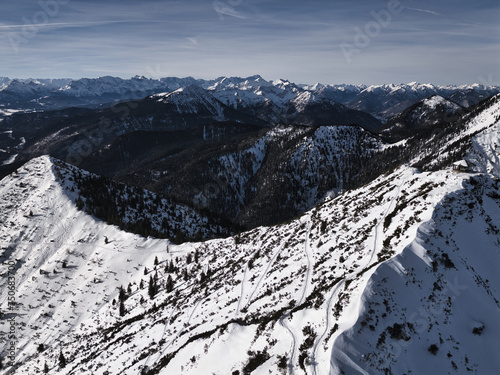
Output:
1,92,499,374
52,159,233,242
331,173,500,374
0,156,193,373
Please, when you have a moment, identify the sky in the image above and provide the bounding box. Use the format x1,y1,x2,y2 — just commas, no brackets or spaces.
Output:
0,0,499,85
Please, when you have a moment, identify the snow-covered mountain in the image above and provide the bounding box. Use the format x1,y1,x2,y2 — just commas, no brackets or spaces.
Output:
0,91,498,375
343,82,499,120
379,95,465,141
1,76,498,121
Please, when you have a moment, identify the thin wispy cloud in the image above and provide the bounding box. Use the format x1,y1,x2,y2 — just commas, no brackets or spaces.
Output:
404,7,443,16
0,20,149,30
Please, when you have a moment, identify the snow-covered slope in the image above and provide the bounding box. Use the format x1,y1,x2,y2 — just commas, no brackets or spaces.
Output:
331,172,500,374
0,156,193,373
379,95,465,141
0,95,499,375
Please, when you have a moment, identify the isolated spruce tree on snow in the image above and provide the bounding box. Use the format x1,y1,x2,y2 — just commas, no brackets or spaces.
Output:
58,350,66,368
166,275,174,293
154,256,159,266
119,299,126,317
148,275,156,299
118,286,126,302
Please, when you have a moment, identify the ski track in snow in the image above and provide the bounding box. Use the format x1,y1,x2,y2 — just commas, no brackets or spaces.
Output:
143,306,178,374
148,299,201,373
243,237,288,310
236,233,263,315
279,312,298,375
280,220,314,375
236,255,249,315
367,171,410,266
312,279,345,375
298,220,313,306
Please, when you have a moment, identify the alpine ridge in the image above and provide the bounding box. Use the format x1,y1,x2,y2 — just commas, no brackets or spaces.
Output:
0,92,498,374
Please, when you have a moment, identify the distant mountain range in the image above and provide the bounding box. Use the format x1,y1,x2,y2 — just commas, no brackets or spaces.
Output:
1,75,498,120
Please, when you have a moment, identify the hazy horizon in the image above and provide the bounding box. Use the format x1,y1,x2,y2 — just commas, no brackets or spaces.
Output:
1,0,499,86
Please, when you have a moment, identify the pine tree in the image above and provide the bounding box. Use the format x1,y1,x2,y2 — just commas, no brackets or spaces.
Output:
139,279,144,289
166,275,174,293
58,350,66,368
118,286,126,302
194,249,199,263
127,282,132,295
186,253,192,264
148,275,156,299
154,256,159,266
144,267,148,275
119,299,126,317
44,362,49,373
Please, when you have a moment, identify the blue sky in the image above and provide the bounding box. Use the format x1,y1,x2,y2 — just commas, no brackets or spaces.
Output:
0,0,499,85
